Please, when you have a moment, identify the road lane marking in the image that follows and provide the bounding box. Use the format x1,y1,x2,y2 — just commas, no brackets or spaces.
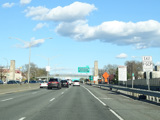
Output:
83,86,124,120
19,117,26,120
82,86,106,106
99,98,112,100
1,98,13,102
50,98,55,102
61,92,64,95
32,92,37,94
109,108,124,120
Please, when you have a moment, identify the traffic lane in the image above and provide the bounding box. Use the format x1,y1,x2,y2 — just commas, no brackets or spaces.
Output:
0,88,46,101
28,85,119,120
0,87,70,120
84,84,160,120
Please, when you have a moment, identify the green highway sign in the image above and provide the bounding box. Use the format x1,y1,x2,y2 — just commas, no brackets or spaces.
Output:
78,66,90,73
89,75,93,81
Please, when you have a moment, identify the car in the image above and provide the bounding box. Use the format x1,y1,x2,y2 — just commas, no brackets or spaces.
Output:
48,78,61,89
61,80,69,88
16,81,21,84
67,79,72,85
40,81,48,88
7,80,18,84
73,80,80,86
29,80,37,83
0,80,3,84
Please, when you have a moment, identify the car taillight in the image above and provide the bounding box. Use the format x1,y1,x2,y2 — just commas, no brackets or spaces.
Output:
40,84,41,85
54,82,59,84
48,82,51,84
47,83,48,85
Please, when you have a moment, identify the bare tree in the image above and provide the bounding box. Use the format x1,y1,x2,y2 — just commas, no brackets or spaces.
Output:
125,60,142,79
22,63,47,80
103,64,118,75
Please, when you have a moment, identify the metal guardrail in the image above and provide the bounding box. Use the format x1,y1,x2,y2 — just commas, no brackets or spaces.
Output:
99,84,160,97
88,83,160,103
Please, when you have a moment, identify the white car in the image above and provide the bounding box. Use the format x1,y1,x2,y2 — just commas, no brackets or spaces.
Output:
73,80,80,86
67,79,72,85
40,81,48,88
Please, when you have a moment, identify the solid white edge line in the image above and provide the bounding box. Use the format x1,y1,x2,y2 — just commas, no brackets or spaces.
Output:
19,117,26,120
1,98,13,102
83,85,124,120
82,86,106,106
109,108,124,120
50,98,55,102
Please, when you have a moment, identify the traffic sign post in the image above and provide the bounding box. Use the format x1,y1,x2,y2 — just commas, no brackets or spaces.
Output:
142,56,153,90
132,73,134,88
118,66,127,87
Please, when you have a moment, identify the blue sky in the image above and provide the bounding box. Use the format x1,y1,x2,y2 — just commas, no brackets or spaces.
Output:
1,0,160,74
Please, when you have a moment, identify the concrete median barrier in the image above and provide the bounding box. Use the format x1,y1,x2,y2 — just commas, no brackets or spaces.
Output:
0,83,40,94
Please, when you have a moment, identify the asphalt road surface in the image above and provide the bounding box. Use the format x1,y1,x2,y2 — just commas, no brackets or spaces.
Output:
0,84,160,120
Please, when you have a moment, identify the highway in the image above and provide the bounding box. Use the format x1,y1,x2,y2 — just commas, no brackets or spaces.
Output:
0,84,160,120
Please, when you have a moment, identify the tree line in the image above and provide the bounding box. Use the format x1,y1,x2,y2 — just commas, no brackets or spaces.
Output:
98,60,143,84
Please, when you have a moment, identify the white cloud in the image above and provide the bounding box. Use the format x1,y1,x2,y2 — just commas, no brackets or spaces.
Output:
24,2,96,22
116,53,128,59
2,3,15,8
33,23,48,31
24,2,160,49
12,37,52,48
20,0,31,5
155,62,160,65
56,20,160,49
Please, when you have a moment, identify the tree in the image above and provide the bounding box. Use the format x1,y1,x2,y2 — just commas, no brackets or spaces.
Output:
103,64,118,75
22,63,47,80
98,69,106,78
125,60,142,80
0,66,4,80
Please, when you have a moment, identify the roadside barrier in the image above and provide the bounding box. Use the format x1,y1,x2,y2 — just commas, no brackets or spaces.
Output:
89,83,160,104
0,83,40,94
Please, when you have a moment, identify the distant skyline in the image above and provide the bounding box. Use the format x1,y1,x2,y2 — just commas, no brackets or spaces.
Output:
1,0,160,74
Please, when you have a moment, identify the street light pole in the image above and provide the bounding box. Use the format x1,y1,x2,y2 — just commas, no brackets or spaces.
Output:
28,44,31,83
3,58,9,82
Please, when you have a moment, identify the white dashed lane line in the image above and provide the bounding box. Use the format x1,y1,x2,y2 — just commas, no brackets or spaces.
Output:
50,98,55,102
1,98,13,102
19,117,26,120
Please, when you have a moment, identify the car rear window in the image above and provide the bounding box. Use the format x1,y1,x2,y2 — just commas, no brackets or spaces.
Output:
61,80,67,82
49,78,58,82
74,80,79,82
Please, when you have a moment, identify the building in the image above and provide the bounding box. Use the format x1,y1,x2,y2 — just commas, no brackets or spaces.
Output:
0,68,22,82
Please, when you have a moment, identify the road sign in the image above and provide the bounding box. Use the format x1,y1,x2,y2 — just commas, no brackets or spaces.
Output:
103,72,109,79
103,72,109,83
46,66,50,72
78,66,90,73
118,66,127,81
142,56,153,72
89,75,93,81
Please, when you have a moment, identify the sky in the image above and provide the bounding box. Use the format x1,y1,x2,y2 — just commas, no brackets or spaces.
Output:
1,0,160,74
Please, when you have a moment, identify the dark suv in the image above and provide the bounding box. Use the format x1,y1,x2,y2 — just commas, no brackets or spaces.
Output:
61,80,69,88
48,78,61,89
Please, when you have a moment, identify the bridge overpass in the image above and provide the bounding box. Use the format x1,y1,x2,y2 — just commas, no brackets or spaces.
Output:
37,73,91,80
